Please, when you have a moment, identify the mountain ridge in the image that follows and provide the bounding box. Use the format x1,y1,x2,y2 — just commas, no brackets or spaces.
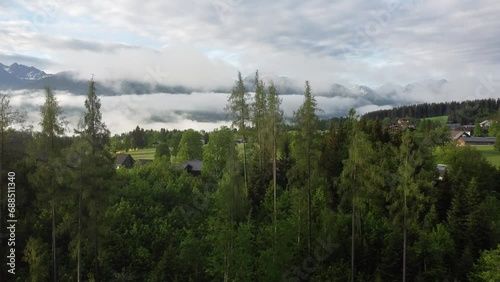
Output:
0,62,450,108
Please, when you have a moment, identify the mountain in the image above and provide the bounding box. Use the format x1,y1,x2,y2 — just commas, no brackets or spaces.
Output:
0,63,51,89
18,71,116,95
0,62,450,107
0,67,22,88
2,63,51,80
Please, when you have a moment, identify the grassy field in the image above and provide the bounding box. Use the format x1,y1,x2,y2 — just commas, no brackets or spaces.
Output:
124,148,156,160
474,145,500,167
423,115,448,123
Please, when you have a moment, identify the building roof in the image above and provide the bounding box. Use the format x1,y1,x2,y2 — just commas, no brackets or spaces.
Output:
181,159,203,172
451,130,470,140
460,137,497,143
480,120,492,126
115,154,133,165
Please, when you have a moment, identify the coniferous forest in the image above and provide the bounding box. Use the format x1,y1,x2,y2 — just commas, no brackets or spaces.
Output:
1,72,500,282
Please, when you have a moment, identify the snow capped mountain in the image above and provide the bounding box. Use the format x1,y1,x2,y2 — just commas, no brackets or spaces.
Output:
1,63,51,80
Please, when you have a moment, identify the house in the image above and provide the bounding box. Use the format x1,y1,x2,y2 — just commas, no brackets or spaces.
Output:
457,137,497,146
450,130,470,140
436,164,447,180
180,159,203,176
480,120,493,127
115,154,134,169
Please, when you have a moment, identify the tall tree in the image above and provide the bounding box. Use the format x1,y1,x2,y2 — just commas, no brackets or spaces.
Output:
340,113,382,282
177,129,203,162
31,86,66,282
292,81,319,253
252,71,268,174
154,142,170,161
202,126,234,182
388,130,426,282
226,72,250,196
76,77,113,281
267,82,283,252
81,77,110,155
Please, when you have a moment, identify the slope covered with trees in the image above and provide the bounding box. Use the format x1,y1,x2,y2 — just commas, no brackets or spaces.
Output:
363,98,500,124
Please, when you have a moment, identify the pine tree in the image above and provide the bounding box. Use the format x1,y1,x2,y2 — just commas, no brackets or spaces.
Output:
292,81,319,253
30,86,67,282
226,72,250,198
75,77,114,281
339,115,383,282
267,82,283,255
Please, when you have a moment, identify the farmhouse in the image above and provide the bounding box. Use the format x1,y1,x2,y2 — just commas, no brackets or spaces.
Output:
450,130,470,140
181,159,203,176
457,137,497,146
115,154,135,169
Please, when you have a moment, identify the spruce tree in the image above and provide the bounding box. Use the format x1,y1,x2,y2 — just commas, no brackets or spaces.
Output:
225,72,250,198
292,81,319,253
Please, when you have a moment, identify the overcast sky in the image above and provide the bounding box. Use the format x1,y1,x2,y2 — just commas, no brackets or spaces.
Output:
2,0,500,91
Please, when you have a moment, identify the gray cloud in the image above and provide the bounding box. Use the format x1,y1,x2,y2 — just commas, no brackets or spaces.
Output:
2,0,500,114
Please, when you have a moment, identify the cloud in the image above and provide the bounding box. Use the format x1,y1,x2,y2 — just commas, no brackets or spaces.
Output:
1,0,500,105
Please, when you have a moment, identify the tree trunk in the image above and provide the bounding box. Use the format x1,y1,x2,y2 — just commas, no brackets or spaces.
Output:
94,216,99,282
403,190,407,282
351,170,356,282
351,197,355,282
242,139,248,198
77,166,82,282
52,204,57,282
273,127,277,259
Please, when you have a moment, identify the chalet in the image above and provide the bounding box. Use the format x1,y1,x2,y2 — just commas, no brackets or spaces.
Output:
457,137,496,146
450,130,470,140
180,159,203,176
115,154,134,169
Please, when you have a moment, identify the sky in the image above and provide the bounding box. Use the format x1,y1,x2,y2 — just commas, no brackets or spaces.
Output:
2,0,500,133
1,0,500,90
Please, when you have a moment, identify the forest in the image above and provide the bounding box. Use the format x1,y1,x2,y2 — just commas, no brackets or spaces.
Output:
362,99,500,125
1,71,500,281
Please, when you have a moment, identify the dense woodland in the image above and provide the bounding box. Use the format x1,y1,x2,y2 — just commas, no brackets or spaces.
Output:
1,72,500,281
362,99,500,124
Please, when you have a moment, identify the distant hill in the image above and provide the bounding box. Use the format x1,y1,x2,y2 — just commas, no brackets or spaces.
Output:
362,98,500,125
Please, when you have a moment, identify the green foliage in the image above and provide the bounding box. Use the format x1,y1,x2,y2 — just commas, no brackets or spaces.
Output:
474,122,483,137
176,129,203,162
469,244,500,281
10,79,500,282
496,134,500,152
488,121,500,137
202,126,234,181
23,237,50,282
154,142,170,161
82,78,110,153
